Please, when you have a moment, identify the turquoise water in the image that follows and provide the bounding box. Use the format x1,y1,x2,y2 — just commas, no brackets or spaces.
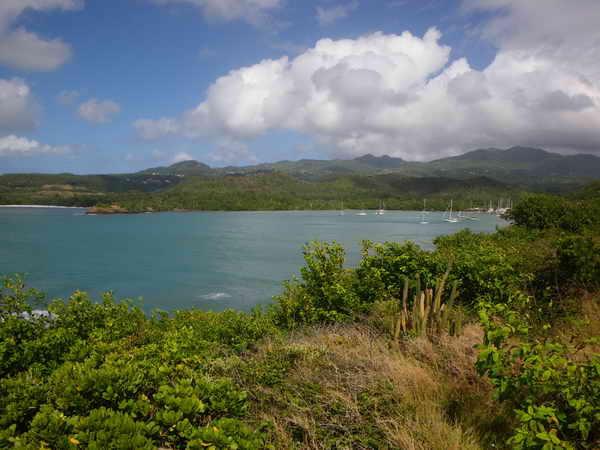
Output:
0,207,507,312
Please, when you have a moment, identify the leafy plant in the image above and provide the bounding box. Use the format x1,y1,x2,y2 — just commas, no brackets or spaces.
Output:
555,235,600,287
272,241,361,327
476,293,600,449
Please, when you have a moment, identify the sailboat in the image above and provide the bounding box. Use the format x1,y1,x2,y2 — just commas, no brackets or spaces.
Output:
444,200,460,223
375,200,385,215
419,199,429,224
339,201,344,216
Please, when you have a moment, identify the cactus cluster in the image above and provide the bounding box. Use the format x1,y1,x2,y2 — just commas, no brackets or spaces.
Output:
392,270,463,338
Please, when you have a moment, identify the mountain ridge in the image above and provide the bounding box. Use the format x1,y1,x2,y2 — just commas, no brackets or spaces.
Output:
137,146,600,184
1,147,598,201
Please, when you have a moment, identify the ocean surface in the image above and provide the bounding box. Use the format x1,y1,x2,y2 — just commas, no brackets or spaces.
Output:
0,207,507,312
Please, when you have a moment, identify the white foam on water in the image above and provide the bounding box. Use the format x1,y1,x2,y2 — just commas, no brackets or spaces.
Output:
199,292,233,300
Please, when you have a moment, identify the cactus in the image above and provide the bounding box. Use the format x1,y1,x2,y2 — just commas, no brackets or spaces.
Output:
391,271,463,338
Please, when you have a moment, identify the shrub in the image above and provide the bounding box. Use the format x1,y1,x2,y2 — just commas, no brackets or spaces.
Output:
434,230,525,305
0,277,50,378
476,294,600,449
556,235,600,287
509,195,600,233
354,240,446,303
272,241,361,327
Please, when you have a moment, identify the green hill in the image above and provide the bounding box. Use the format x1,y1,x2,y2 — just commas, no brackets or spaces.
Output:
2,146,598,209
106,172,524,212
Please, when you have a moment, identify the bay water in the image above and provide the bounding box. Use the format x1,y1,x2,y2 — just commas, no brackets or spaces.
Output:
0,207,506,312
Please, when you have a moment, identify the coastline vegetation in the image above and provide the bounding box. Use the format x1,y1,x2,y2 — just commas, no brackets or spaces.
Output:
1,192,599,449
1,171,529,213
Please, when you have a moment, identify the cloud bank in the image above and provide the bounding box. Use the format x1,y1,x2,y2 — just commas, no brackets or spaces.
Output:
0,0,81,71
0,135,71,156
135,1,600,160
0,78,38,133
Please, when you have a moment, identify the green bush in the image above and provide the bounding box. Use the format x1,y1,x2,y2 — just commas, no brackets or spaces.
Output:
509,195,600,232
0,277,50,378
476,294,600,449
556,235,600,287
434,230,525,305
0,277,271,448
272,241,361,327
354,240,446,303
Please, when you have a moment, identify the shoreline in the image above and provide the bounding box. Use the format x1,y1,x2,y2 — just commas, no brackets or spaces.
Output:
0,205,84,209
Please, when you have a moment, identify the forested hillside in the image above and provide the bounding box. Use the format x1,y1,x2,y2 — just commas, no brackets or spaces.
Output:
88,172,526,212
2,146,599,211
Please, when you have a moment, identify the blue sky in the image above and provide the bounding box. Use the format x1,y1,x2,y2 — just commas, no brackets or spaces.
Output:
0,0,599,174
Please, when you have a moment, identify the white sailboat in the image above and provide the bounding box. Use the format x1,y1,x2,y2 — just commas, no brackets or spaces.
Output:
339,201,344,216
356,202,367,215
444,200,460,223
419,199,429,224
375,200,385,215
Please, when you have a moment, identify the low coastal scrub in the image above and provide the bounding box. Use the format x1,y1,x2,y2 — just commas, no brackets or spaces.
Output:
1,193,599,449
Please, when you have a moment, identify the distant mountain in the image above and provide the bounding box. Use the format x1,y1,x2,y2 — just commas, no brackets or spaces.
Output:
208,146,599,185
139,160,212,176
445,146,554,163
121,146,600,185
353,154,405,169
2,147,598,204
413,146,600,185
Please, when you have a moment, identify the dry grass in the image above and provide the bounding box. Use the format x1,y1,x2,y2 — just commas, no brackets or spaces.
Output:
225,322,507,449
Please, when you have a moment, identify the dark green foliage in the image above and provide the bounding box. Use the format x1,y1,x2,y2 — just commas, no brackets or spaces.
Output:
568,181,600,200
272,241,361,327
509,194,600,232
477,294,600,449
434,230,525,304
354,240,446,303
3,146,600,210
0,278,272,449
556,235,600,287
2,169,529,212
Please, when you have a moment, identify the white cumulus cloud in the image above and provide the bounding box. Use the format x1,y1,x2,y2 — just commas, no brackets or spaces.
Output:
134,1,600,159
78,98,121,124
0,78,38,133
316,1,359,26
0,0,82,71
149,0,280,27
0,134,71,156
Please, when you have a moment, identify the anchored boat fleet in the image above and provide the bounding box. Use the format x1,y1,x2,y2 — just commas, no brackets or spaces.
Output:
345,198,512,222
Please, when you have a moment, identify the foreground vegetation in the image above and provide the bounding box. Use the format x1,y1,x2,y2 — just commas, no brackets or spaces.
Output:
1,192,599,449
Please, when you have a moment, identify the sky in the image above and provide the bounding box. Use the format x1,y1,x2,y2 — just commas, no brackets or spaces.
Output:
0,0,599,174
